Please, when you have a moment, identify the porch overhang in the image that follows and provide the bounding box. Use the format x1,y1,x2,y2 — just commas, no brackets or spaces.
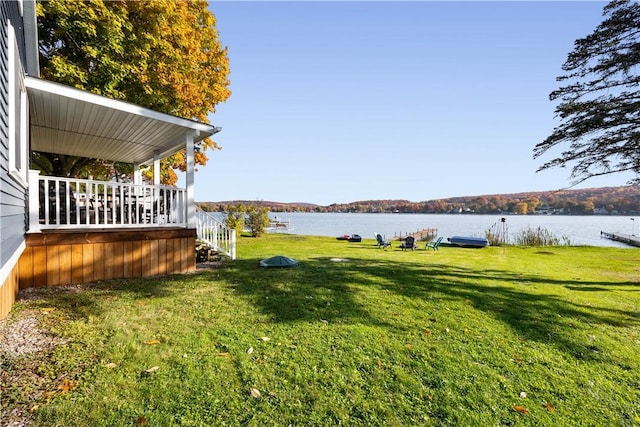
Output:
25,77,219,166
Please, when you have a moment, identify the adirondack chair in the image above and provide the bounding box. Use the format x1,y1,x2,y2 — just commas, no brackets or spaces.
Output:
426,236,444,251
400,236,416,251
375,233,391,250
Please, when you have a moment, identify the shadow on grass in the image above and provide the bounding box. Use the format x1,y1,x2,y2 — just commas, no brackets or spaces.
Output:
211,256,639,362
18,252,638,363
15,275,186,322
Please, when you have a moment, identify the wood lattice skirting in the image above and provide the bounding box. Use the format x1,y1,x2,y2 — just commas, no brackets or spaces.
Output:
18,228,196,288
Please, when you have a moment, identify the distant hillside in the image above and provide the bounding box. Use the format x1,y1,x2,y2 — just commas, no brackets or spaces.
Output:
199,200,319,212
198,186,640,215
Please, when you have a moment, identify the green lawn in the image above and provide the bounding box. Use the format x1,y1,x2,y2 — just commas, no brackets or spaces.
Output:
2,235,639,426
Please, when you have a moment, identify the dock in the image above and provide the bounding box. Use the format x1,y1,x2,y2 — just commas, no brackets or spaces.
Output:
601,231,640,247
392,228,438,242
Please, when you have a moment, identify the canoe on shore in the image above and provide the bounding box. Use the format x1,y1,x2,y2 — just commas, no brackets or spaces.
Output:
448,236,489,248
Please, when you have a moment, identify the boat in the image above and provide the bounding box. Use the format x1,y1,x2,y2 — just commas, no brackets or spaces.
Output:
266,216,294,233
448,236,489,248
337,234,362,242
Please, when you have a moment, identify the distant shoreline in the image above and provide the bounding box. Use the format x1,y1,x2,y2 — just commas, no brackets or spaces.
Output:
199,184,639,216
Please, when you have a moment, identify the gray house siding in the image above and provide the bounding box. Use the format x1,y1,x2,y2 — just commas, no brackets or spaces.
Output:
0,0,28,282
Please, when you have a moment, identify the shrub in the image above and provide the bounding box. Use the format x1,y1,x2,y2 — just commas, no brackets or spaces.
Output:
513,226,571,246
224,206,245,235
245,205,270,237
485,218,509,246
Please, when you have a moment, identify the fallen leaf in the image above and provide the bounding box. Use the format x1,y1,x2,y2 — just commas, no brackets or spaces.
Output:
136,416,148,426
247,347,254,354
105,362,117,369
260,336,270,342
445,327,450,333
30,405,39,412
513,405,529,414
425,329,431,335
144,340,160,345
256,358,264,364
519,391,527,398
145,366,159,373
57,379,77,393
543,402,555,413
377,358,382,369
250,388,261,398
217,352,230,357
41,307,55,314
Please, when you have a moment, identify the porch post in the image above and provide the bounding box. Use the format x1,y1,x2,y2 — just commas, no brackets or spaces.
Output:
186,130,197,227
28,169,41,232
153,151,160,186
133,163,141,185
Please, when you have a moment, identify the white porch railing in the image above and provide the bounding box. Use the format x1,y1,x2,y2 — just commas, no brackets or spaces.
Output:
29,171,187,231
195,207,236,260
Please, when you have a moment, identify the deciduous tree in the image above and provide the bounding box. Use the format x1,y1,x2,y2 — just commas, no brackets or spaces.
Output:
36,0,230,183
245,206,270,237
534,0,640,185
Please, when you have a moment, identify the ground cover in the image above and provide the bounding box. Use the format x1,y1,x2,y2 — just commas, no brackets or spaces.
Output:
1,235,639,426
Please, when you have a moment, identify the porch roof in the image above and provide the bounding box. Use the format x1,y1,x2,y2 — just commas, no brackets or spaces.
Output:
25,77,220,166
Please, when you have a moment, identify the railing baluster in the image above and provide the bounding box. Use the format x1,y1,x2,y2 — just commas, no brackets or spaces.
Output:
43,177,49,226
110,184,116,224
65,181,70,225
54,180,60,225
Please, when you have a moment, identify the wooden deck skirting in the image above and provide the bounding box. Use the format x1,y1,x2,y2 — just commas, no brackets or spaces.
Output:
18,228,196,288
1,262,20,319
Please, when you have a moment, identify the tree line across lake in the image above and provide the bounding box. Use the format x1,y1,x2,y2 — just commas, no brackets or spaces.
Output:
200,186,639,215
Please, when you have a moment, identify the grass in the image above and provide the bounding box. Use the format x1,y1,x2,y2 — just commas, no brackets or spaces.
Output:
2,234,639,426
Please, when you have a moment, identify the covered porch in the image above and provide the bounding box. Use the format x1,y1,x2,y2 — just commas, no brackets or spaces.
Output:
20,77,235,288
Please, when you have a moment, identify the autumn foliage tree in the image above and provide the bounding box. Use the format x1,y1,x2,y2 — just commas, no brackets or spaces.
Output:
35,0,230,184
535,0,640,186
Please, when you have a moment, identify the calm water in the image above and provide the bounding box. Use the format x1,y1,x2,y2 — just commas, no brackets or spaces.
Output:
268,212,639,248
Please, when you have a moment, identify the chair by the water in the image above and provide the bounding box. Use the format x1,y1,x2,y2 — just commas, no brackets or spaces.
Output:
376,233,391,250
426,236,443,251
400,236,416,251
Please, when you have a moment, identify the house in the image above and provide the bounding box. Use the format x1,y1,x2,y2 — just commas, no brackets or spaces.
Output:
0,1,234,319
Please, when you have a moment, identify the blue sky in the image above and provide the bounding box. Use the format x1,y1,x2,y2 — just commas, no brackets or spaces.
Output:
195,1,632,205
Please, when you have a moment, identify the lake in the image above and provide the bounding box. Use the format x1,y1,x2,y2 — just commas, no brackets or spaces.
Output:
268,212,639,248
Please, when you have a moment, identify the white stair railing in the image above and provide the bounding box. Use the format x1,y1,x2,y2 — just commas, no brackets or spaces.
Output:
195,207,236,260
